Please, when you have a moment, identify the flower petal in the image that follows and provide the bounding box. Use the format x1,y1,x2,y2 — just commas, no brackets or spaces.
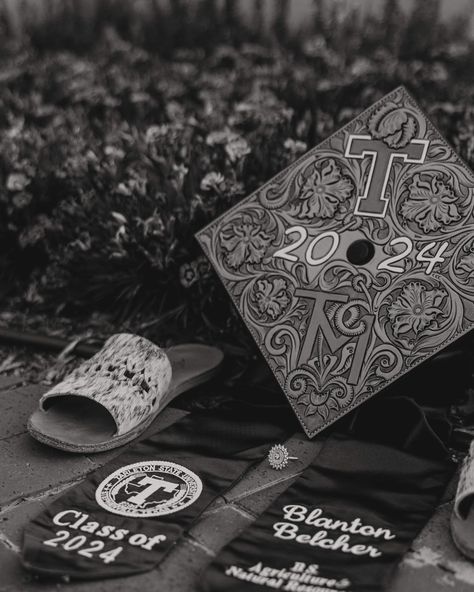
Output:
435,201,461,226
226,241,248,268
220,232,242,253
392,314,416,336
325,177,353,200
320,159,338,184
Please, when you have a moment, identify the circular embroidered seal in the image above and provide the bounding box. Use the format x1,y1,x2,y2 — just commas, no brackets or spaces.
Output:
95,461,203,518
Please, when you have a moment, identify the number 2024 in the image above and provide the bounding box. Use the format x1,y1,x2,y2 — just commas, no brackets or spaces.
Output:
273,225,449,275
43,530,122,564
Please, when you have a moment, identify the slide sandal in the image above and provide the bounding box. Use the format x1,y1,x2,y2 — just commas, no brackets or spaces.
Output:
451,440,474,559
27,333,223,453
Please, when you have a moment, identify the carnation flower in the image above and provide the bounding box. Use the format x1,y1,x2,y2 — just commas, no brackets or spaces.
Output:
206,128,234,146
206,129,251,162
142,213,165,238
145,125,170,143
179,261,199,288
7,173,30,192
284,138,307,156
200,172,225,192
225,136,251,162
12,192,32,209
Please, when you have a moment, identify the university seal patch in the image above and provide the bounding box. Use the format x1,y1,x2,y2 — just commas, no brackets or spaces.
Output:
95,461,203,518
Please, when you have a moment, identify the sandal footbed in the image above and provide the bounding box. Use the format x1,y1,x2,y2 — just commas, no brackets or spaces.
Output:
451,504,474,560
28,344,223,452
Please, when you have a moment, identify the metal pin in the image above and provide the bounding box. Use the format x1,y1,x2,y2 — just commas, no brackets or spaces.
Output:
267,444,298,470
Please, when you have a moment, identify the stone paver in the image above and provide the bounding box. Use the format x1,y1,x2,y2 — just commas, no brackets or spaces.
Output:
0,433,97,507
0,544,33,589
0,376,24,391
392,501,474,591
0,401,186,509
0,385,48,440
0,491,64,548
189,503,251,553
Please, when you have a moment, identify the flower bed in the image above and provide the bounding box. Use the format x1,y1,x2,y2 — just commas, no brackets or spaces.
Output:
0,1,473,356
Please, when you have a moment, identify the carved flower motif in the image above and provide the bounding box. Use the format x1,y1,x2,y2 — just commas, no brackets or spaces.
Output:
400,174,461,232
220,218,271,269
306,382,353,421
368,101,418,149
254,277,290,320
388,282,446,337
289,158,353,219
285,356,354,423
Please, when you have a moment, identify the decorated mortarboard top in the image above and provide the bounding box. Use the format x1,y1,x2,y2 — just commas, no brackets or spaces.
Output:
196,86,474,437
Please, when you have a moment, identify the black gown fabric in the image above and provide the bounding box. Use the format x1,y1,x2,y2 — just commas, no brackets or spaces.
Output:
22,402,295,580
199,397,455,592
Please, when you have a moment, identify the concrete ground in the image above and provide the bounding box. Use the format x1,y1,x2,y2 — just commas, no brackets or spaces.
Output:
0,377,473,591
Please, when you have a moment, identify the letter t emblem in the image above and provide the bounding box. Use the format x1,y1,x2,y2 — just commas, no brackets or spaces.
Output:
345,134,429,218
127,476,178,506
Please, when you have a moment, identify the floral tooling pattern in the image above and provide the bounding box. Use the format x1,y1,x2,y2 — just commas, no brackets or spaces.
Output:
220,216,272,269
387,282,446,337
197,87,474,437
253,277,291,321
400,173,461,232
368,101,418,149
289,158,354,219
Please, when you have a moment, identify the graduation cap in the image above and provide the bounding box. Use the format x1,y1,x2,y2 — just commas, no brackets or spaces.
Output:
197,87,474,437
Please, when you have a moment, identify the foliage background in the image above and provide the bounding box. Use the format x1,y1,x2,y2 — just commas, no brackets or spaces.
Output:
0,0,473,378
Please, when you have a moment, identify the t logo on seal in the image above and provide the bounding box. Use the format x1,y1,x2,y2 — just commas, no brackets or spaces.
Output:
127,476,178,506
345,134,429,218
96,461,202,518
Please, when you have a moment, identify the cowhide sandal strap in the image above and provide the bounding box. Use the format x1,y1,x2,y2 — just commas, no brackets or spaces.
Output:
451,440,474,559
28,334,223,453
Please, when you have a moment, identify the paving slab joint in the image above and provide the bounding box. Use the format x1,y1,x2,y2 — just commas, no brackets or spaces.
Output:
0,530,19,554
227,502,259,520
224,470,302,504
200,496,227,516
0,429,28,443
185,534,216,558
0,476,83,516
232,499,265,520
